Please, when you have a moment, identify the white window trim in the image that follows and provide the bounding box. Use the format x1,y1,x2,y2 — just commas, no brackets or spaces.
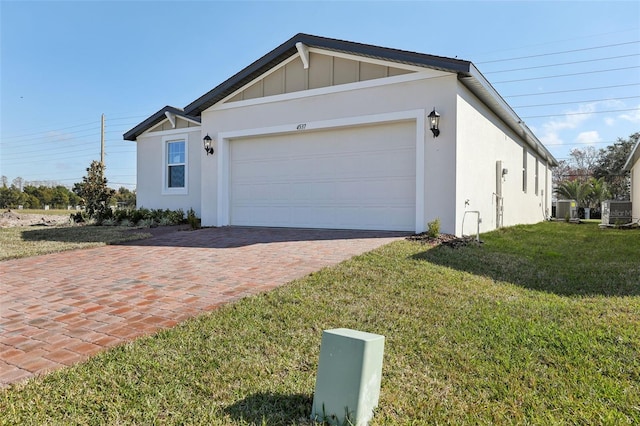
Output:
162,134,189,195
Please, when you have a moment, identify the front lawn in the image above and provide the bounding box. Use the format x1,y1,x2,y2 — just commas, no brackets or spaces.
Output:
1,222,638,424
0,226,151,261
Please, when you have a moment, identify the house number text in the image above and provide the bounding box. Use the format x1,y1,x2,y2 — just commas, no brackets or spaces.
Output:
296,123,307,130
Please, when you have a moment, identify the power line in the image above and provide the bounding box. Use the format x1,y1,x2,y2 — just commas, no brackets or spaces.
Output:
512,95,640,109
0,119,141,142
484,54,640,74
476,40,640,64
504,83,640,98
0,121,99,140
521,107,640,119
494,66,640,84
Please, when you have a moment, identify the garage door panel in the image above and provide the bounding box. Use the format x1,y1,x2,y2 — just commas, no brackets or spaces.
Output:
230,121,416,231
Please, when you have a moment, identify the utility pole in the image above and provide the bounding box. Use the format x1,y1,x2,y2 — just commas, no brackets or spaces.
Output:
100,113,105,165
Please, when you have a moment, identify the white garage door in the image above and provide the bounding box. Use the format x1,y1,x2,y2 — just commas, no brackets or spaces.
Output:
229,121,416,231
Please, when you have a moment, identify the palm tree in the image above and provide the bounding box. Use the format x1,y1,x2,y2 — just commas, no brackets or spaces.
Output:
555,180,592,209
586,177,610,209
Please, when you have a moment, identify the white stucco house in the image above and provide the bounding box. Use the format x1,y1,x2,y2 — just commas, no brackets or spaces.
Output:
623,138,639,222
124,33,557,235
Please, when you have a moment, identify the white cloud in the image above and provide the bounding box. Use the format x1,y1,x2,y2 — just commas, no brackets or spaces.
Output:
537,103,597,147
604,117,616,126
619,105,640,123
575,131,601,146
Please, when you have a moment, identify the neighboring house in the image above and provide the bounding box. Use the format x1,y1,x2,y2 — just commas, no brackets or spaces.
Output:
623,138,640,221
124,33,557,235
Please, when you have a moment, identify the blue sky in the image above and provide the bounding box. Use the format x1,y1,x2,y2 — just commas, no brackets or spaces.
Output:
1,0,639,190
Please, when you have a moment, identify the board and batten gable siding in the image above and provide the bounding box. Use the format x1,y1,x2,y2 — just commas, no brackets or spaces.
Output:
136,126,202,216
225,52,414,103
455,81,552,235
200,72,459,233
149,117,200,133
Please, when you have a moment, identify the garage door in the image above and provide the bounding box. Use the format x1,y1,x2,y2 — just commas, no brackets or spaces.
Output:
229,121,416,231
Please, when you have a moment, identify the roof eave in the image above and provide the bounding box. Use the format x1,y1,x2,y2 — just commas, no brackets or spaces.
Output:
459,65,558,167
183,33,473,116
623,138,640,171
123,106,201,141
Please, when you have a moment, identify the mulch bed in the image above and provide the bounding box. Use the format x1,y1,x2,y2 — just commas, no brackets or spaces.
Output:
124,224,192,238
406,232,482,248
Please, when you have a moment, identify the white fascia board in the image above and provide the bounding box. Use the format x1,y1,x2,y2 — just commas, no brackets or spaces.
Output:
212,70,448,112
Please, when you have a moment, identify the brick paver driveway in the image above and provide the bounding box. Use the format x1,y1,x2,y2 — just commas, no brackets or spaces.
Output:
0,226,405,387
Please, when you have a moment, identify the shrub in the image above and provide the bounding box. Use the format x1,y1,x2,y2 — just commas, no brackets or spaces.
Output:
137,218,155,228
101,208,186,227
171,209,186,225
158,217,174,226
101,217,118,226
70,211,88,223
427,218,441,238
186,208,200,230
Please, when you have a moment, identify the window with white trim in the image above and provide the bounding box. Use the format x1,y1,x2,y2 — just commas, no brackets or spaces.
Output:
163,136,188,194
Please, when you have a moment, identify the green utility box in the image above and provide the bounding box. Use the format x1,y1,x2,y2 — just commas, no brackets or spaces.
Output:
311,328,385,425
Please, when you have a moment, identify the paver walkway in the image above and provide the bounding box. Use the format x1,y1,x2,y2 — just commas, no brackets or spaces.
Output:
0,226,405,387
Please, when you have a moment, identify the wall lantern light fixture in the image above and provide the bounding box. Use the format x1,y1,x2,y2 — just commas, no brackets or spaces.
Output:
203,134,214,155
428,108,440,138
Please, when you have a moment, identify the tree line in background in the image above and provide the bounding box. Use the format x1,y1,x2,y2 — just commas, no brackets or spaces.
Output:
0,166,136,211
2,132,637,216
552,132,638,211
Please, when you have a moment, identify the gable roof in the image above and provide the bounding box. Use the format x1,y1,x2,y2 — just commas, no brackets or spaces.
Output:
123,33,557,166
123,106,200,142
183,33,473,117
623,137,640,171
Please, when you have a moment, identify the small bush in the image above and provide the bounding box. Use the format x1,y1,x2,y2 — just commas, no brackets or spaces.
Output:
427,218,441,238
186,208,200,230
137,218,155,228
108,208,185,227
70,211,88,223
158,217,174,226
101,217,118,226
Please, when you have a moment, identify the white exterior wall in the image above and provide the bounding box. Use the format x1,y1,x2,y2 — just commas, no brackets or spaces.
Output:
201,72,460,233
136,128,202,216
631,157,640,221
455,83,550,235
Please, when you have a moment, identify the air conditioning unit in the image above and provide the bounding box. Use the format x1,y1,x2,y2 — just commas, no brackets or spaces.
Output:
601,200,632,225
556,200,577,219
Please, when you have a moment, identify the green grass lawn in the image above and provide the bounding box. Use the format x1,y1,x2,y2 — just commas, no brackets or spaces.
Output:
1,222,638,424
0,226,151,261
